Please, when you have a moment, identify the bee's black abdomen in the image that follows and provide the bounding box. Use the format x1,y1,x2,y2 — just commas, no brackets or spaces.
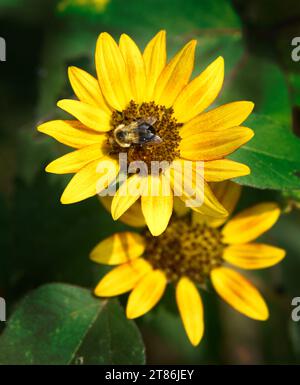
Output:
138,122,155,133
137,122,156,143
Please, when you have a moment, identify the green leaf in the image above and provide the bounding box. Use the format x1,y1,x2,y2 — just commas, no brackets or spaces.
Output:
230,114,300,190
0,283,145,365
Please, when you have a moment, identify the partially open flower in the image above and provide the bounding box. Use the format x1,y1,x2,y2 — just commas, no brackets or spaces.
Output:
91,182,285,346
38,31,254,235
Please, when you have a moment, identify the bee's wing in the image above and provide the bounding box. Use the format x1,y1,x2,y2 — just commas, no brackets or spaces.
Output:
149,135,162,145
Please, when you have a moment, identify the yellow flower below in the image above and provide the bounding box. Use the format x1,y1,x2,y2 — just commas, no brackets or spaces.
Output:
91,182,285,346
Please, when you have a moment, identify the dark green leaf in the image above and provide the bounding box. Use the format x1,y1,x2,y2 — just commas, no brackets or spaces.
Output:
0,283,145,365
230,114,300,190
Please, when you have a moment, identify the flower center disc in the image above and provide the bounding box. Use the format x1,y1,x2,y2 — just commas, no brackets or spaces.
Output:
109,101,181,166
144,216,224,284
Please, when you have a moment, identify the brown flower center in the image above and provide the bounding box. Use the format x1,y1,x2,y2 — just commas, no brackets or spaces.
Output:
143,215,224,284
108,101,181,167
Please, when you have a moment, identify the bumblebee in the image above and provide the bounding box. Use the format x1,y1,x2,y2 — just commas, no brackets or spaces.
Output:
113,117,162,148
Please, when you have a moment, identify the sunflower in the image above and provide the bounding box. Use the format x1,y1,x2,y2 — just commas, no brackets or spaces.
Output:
91,182,285,346
38,31,254,235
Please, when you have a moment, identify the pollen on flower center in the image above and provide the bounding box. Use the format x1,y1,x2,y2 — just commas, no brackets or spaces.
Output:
143,216,224,284
108,101,181,166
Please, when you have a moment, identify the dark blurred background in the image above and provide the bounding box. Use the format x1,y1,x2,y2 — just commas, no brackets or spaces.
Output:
1,0,300,364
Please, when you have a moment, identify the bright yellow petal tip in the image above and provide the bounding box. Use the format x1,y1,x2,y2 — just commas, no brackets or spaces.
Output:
153,39,197,107
126,270,167,319
94,258,152,297
223,243,286,270
141,174,173,236
90,232,146,265
173,56,224,123
57,99,111,132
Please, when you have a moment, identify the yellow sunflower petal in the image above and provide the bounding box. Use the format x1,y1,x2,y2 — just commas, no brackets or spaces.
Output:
173,56,224,123
204,159,250,182
90,232,146,265
68,66,111,112
223,243,286,270
60,156,119,204
180,101,254,138
99,196,146,227
193,181,241,228
222,202,281,244
143,30,166,101
176,277,204,346
57,99,111,132
141,174,173,236
199,181,229,217
95,32,132,111
37,120,103,149
45,142,107,174
180,126,254,161
119,34,146,104
111,174,148,220
94,258,152,297
126,270,167,319
170,160,228,218
153,40,196,108
211,267,269,320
